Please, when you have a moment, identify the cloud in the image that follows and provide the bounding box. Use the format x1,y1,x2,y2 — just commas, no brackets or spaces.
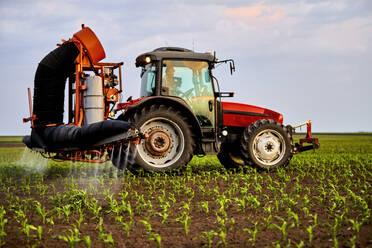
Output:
224,5,285,23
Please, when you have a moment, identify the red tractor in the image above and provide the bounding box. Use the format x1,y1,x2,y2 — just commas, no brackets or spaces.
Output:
114,47,319,171
23,26,319,171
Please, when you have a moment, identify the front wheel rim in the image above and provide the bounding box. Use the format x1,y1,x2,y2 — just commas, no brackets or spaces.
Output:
137,117,185,168
252,129,286,166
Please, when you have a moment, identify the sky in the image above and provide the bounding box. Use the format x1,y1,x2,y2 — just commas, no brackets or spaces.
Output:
0,0,371,135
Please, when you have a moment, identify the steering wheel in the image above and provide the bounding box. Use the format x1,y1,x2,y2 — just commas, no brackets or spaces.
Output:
179,88,194,99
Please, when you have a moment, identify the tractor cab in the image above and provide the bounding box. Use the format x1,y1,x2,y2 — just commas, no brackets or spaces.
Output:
136,47,219,135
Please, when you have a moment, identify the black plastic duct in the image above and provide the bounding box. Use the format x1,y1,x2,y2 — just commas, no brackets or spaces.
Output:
33,42,80,127
23,120,132,150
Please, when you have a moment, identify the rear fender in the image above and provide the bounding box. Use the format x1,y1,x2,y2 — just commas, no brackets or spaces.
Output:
117,96,202,138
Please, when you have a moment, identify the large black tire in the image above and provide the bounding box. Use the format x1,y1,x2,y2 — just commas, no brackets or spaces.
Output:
241,119,293,170
217,143,245,169
123,105,195,172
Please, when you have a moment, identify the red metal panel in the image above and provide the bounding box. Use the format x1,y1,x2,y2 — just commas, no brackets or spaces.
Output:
222,101,283,127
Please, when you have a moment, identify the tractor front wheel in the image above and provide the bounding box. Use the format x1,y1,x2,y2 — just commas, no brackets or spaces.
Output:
128,105,195,171
241,119,292,170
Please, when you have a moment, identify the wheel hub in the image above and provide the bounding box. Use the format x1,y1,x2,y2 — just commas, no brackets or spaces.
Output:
145,129,171,156
256,133,281,161
137,118,184,168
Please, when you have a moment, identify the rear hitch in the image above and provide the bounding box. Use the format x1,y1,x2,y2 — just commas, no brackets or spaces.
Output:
291,120,320,153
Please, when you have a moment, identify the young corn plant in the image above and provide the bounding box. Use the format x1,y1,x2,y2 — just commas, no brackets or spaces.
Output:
89,199,102,219
246,195,261,209
286,208,300,227
269,217,295,241
97,217,114,247
140,219,162,248
61,204,72,223
46,217,54,231
243,221,258,245
120,200,134,220
218,229,227,246
20,218,37,244
83,235,91,248
234,197,246,212
57,226,83,248
200,201,209,214
0,206,7,246
348,218,362,238
306,225,313,244
215,213,235,246
156,201,170,224
115,216,133,237
216,194,231,211
201,230,217,248
176,212,192,235
34,200,48,224
325,218,341,248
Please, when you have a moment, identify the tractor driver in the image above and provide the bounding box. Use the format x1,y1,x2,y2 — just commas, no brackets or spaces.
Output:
163,64,183,96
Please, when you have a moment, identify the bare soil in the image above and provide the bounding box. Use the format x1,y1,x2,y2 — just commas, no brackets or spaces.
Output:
2,170,371,248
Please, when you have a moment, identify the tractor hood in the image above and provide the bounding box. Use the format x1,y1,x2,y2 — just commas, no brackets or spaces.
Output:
222,102,283,128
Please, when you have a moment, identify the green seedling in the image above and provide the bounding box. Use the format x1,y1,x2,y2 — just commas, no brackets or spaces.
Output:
176,213,192,235
218,229,227,246
234,197,246,212
21,219,37,243
36,225,42,241
348,219,362,238
89,200,102,219
201,230,218,248
0,206,7,246
140,219,162,248
243,221,258,244
286,208,299,227
83,235,91,248
34,201,48,224
116,216,133,237
60,204,71,222
200,201,209,214
306,225,313,243
97,217,114,247
269,217,295,241
57,227,83,248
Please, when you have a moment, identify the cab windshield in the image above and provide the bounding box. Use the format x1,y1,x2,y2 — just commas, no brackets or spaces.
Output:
140,64,156,97
161,60,215,127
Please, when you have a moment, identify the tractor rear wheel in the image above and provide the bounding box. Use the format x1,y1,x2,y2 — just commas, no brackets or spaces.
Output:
241,119,292,170
217,143,245,169
126,105,195,171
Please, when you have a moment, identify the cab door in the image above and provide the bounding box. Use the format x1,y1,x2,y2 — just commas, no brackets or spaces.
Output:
161,60,215,130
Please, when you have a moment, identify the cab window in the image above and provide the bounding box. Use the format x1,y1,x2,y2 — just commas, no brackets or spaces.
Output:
161,60,215,127
140,64,156,97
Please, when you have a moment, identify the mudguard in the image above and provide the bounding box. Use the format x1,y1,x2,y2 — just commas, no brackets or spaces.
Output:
117,96,203,137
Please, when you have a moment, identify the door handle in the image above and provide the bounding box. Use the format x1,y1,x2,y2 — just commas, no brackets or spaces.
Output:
208,100,213,112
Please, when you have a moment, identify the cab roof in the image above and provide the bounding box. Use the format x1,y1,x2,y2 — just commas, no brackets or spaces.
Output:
135,47,215,67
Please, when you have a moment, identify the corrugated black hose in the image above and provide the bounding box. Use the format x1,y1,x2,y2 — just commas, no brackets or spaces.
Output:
33,42,80,127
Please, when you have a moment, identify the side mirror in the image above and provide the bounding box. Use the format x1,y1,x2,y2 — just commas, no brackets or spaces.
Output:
215,92,235,97
229,61,235,75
